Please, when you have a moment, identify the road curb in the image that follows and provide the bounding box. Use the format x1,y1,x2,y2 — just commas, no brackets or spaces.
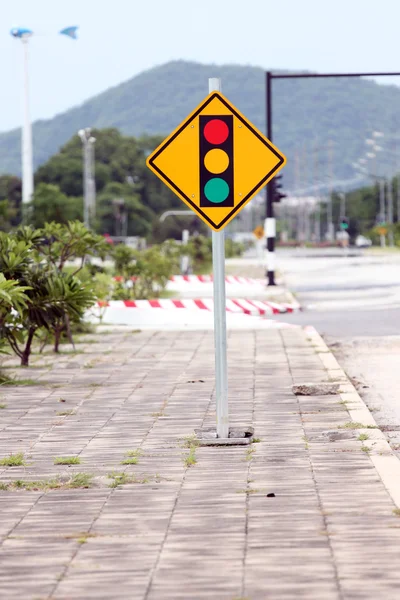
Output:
305,325,400,509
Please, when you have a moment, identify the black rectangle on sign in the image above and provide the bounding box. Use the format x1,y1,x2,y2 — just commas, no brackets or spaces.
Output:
199,115,234,208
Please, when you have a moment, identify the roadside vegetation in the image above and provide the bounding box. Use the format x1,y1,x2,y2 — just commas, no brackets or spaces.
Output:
0,220,244,371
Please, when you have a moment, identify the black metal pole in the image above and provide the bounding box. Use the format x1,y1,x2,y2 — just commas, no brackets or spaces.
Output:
265,71,276,285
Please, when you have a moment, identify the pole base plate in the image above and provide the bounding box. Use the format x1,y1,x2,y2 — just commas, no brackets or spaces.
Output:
194,426,254,446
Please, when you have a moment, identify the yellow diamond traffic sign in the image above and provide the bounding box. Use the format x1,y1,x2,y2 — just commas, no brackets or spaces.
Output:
146,91,286,231
253,225,265,240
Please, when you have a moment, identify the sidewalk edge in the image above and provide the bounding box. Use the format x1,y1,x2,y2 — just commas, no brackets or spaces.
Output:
304,325,400,509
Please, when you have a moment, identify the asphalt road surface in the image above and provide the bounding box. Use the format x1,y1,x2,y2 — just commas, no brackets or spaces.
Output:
271,248,400,442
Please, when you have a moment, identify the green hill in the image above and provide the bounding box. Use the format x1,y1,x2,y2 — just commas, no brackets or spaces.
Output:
1,60,400,189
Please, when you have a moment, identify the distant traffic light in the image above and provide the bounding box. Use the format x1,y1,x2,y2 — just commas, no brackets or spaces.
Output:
271,175,286,203
339,217,349,230
200,115,234,208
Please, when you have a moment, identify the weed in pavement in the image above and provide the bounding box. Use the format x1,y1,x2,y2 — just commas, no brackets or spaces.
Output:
108,472,148,488
245,447,256,461
338,422,377,430
0,377,41,387
56,410,76,416
0,404,6,409
54,456,81,465
358,433,369,441
361,446,370,454
0,473,93,491
0,453,26,467
69,473,93,488
125,449,142,458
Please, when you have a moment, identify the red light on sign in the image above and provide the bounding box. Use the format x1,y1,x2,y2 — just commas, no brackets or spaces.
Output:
203,119,229,145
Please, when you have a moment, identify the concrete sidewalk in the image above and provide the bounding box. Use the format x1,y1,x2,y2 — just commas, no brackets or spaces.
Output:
1,328,400,599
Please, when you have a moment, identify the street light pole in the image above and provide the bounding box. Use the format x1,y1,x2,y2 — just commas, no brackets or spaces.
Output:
10,29,34,205
78,128,96,229
21,38,34,206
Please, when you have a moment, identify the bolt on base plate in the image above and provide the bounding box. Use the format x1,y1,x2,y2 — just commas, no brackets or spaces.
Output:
194,426,254,446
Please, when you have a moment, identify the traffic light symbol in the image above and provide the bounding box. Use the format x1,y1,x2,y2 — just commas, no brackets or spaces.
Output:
340,218,349,230
200,115,234,208
272,175,286,203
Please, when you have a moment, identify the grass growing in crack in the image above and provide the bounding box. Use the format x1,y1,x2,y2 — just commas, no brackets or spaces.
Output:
56,410,76,417
69,473,93,488
302,435,310,449
252,437,261,443
358,433,369,442
77,533,95,544
393,509,400,517
54,456,81,465
121,458,138,465
338,422,377,430
361,445,370,454
180,435,199,468
181,435,200,449
0,403,6,409
64,532,98,543
236,488,259,494
0,377,41,387
0,473,93,491
0,452,26,467
108,471,148,488
245,447,256,461
89,382,102,388
121,449,142,465
183,446,197,468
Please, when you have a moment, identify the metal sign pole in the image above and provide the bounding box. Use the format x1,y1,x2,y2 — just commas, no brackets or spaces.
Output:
209,77,229,439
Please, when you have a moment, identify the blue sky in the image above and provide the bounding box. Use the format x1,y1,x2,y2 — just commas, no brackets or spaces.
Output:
2,0,400,132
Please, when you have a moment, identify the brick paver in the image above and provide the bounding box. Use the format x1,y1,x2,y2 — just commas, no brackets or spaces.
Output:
0,328,400,599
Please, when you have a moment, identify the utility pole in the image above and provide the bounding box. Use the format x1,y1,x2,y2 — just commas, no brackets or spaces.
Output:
313,139,321,242
78,128,96,229
327,140,334,242
265,71,276,285
294,149,301,243
379,178,386,247
397,175,400,223
339,192,346,219
387,178,394,246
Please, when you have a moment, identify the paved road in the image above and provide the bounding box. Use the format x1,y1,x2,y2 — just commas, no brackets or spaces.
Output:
267,248,400,441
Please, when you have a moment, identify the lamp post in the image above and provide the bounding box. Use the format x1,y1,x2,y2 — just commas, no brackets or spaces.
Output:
78,128,96,229
10,28,34,206
11,26,78,209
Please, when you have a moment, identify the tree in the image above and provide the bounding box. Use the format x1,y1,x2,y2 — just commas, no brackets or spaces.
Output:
30,183,83,228
33,129,183,239
0,175,22,229
96,182,153,237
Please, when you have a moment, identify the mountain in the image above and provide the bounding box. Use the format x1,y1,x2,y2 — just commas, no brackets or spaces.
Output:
1,60,400,190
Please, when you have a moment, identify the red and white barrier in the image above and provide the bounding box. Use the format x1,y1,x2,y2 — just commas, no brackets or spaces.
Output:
114,275,266,286
169,275,266,285
97,297,300,316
